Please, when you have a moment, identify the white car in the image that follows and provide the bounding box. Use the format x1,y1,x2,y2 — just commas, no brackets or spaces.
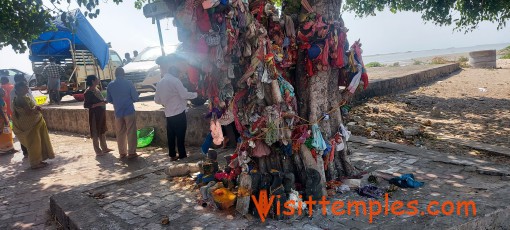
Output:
0,69,36,87
123,45,179,93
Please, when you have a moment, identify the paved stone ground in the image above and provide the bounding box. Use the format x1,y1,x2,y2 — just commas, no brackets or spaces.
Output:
0,132,207,229
15,133,503,229
2,132,509,229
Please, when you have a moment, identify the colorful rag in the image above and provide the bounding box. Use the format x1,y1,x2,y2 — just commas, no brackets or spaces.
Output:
210,120,224,146
347,66,362,93
311,124,326,152
357,185,384,198
389,174,425,188
201,132,213,155
278,76,295,97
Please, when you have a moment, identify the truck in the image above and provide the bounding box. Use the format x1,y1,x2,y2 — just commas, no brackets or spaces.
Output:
29,9,122,99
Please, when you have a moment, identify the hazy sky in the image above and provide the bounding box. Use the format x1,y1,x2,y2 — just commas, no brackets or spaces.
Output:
1,1,509,73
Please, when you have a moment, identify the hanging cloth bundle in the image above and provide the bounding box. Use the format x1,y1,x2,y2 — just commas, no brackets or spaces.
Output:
232,89,248,134
210,118,224,145
301,0,314,13
284,15,296,37
201,132,213,154
335,30,347,67
311,124,327,152
351,40,369,89
278,76,295,98
347,65,362,93
252,140,271,157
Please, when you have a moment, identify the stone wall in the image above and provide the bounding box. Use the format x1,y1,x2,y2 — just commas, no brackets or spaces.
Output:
354,63,460,102
41,106,210,147
41,64,460,147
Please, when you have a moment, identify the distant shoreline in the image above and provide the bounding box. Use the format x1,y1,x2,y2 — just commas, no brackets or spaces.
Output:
364,42,510,64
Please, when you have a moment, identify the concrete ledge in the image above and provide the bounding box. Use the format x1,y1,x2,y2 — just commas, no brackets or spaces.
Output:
437,135,510,157
50,191,130,230
42,64,459,147
42,106,210,147
355,63,460,101
448,208,510,230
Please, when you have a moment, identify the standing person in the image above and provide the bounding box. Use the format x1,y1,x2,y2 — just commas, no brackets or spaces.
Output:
123,53,132,65
107,68,139,159
1,76,14,118
41,57,65,105
10,74,35,158
133,50,138,58
12,82,55,169
83,75,112,156
154,54,197,161
0,88,16,154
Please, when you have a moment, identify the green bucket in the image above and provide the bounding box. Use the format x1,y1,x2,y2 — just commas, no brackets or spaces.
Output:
137,127,155,148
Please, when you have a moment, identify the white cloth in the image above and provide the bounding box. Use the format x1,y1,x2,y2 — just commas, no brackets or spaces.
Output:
339,124,351,142
154,73,197,117
347,65,362,93
10,88,36,112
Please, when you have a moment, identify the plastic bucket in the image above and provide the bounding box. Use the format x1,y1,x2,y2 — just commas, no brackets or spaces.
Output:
35,95,47,105
137,127,155,148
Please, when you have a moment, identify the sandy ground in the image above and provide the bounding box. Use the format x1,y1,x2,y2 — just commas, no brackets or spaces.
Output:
349,59,510,160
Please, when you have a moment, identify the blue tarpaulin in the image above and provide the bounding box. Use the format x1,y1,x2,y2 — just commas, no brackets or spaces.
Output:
29,9,109,69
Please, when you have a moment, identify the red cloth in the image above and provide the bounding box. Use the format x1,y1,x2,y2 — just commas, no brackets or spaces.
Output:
1,84,13,118
187,67,199,91
206,76,219,102
334,32,346,67
322,41,330,67
306,58,314,76
361,72,369,89
232,89,248,134
196,7,212,32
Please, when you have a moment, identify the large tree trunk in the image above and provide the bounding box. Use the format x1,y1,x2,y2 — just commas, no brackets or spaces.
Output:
294,0,355,195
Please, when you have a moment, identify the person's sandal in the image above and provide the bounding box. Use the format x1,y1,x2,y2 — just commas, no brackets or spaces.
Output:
31,162,48,169
170,157,179,162
103,148,114,153
127,153,139,159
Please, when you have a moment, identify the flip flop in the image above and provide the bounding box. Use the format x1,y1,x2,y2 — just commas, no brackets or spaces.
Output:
170,156,179,162
103,149,114,153
31,163,48,169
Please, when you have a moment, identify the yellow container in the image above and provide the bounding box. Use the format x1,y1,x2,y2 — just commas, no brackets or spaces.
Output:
35,95,47,105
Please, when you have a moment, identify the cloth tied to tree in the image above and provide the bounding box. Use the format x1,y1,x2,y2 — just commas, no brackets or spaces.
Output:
311,124,327,152
210,119,224,145
252,139,270,157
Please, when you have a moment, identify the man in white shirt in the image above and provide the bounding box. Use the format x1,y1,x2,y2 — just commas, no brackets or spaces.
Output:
154,54,197,161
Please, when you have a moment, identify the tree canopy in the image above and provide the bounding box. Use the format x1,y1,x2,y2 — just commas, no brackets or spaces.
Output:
344,0,510,32
1,0,509,53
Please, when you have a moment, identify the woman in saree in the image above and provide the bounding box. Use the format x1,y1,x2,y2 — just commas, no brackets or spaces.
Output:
83,75,112,156
0,88,16,154
12,82,54,169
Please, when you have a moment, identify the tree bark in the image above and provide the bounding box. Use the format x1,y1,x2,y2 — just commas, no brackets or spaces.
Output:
294,0,355,190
